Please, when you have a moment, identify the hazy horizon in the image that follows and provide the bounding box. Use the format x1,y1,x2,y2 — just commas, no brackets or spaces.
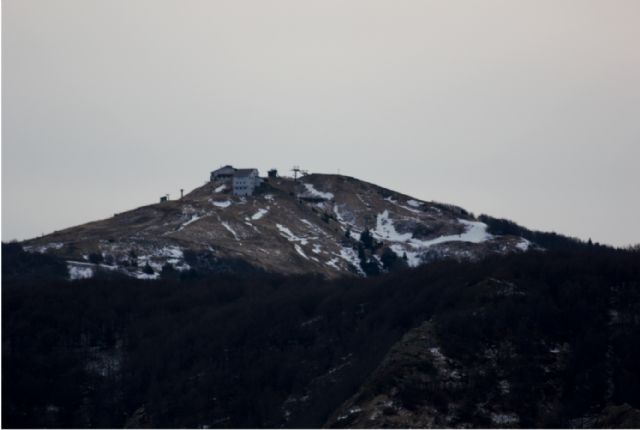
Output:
3,0,640,247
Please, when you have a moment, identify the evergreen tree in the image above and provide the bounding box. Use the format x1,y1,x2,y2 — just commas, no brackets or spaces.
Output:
142,263,154,275
360,228,374,249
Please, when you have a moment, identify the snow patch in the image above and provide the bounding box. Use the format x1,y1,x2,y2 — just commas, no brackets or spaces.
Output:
373,212,493,267
157,245,183,259
499,379,511,395
336,407,363,422
244,222,260,233
178,214,203,230
302,183,334,200
400,205,422,214
333,204,362,235
68,263,94,280
212,200,231,208
25,242,64,253
373,210,413,242
491,413,519,425
221,222,240,240
251,208,268,220
300,316,323,327
390,244,421,267
214,184,226,193
300,219,315,228
373,211,492,248
300,218,328,237
294,244,308,259
429,347,446,362
516,238,531,251
338,247,365,276
326,258,340,270
155,246,189,270
383,197,423,213
133,271,160,280
456,219,493,243
356,194,371,208
276,224,309,245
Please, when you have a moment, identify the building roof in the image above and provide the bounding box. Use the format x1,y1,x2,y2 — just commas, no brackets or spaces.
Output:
234,168,258,177
212,165,235,174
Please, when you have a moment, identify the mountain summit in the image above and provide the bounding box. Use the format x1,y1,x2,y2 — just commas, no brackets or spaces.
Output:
23,172,531,279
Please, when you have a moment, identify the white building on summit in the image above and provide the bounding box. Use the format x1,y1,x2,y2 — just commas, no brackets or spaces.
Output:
232,169,261,196
210,165,262,196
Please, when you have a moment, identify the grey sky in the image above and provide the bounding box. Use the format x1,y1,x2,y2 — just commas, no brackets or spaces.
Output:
3,0,639,246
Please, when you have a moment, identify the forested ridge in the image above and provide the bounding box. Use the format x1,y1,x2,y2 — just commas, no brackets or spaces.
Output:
3,240,640,428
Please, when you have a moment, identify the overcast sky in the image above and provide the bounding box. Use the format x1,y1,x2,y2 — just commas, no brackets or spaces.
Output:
3,0,639,246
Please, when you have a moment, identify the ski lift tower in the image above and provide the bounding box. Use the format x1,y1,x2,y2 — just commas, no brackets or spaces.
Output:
292,165,301,181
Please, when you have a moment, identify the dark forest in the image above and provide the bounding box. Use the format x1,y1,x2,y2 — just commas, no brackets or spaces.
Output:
3,238,640,428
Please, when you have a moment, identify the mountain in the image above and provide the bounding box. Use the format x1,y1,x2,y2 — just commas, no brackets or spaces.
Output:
10,172,639,429
22,173,531,280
